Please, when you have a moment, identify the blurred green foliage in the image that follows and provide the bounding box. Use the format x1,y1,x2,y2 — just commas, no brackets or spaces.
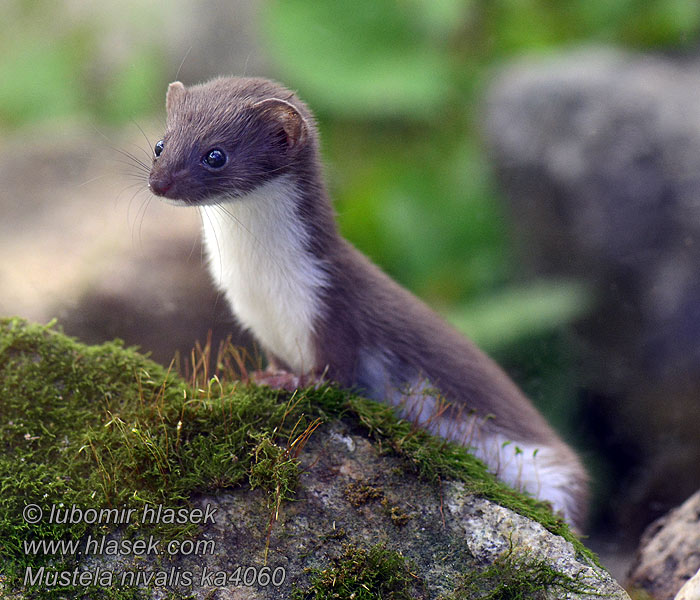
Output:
0,1,165,128
260,0,700,346
2,0,699,434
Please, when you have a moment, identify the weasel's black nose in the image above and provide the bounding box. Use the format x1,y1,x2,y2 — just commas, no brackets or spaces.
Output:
149,174,172,196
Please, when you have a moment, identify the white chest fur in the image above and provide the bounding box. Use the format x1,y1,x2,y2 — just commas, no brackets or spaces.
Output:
199,176,328,373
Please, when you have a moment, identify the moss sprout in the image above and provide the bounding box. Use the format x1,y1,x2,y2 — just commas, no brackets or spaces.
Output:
450,542,601,600
291,543,423,600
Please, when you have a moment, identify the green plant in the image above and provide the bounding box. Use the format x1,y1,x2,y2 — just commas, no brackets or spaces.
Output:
292,543,422,600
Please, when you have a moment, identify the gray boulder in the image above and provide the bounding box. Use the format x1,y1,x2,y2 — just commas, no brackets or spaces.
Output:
628,489,700,600
0,318,628,599
484,47,700,533
78,422,630,599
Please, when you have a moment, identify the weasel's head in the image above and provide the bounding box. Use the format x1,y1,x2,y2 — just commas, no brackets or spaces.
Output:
149,77,314,205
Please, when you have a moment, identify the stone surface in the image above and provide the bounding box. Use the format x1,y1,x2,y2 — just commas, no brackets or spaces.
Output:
675,568,700,600
484,47,700,534
628,490,700,600
77,421,629,599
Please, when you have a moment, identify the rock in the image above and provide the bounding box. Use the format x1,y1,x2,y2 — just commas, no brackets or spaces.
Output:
484,47,700,534
628,489,700,600
675,568,700,600
77,424,632,599
0,318,629,599
55,235,246,368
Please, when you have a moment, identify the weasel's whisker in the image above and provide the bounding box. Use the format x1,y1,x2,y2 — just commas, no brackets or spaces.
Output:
199,206,224,284
126,185,150,235
112,147,151,172
136,194,153,252
114,182,148,209
265,161,296,176
131,120,155,162
114,163,150,177
118,173,150,186
175,46,193,82
76,174,108,188
197,207,226,311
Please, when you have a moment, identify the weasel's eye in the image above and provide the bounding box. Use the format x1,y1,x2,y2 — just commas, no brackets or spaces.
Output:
154,140,164,158
203,148,226,169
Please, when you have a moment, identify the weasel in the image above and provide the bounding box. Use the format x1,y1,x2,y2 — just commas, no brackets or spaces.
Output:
148,77,588,528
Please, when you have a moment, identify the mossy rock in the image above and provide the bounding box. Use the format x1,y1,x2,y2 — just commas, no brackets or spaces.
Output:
0,318,628,599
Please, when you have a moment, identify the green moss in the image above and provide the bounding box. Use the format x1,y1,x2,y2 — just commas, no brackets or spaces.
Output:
449,543,600,600
343,481,411,527
0,318,318,593
343,481,383,507
248,433,301,510
49,587,197,600
291,543,423,600
58,586,151,600
380,498,411,527
0,317,599,598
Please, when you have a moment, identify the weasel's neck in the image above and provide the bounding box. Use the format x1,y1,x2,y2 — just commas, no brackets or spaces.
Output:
200,175,329,372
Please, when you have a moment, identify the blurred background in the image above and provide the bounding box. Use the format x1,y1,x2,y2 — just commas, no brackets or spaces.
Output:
3,0,700,583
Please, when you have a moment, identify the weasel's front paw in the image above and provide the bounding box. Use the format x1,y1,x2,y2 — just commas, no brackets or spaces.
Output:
249,369,306,391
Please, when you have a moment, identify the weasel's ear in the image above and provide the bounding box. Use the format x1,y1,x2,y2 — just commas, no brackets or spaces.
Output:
166,81,186,113
253,98,308,151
